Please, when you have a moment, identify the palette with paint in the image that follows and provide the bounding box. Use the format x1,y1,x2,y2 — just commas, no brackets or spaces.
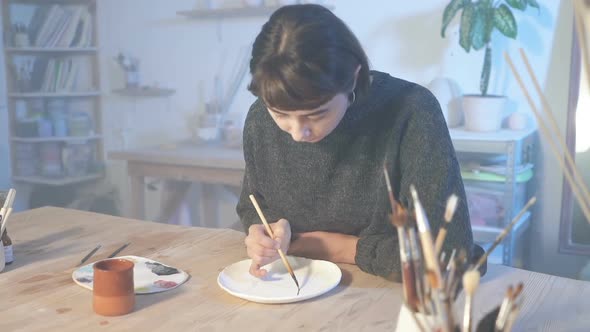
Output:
72,255,189,294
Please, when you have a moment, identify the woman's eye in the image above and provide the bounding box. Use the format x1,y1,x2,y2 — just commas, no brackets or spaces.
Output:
307,114,325,120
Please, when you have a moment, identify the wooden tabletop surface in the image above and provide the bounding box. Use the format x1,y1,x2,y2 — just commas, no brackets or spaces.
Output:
1,207,589,331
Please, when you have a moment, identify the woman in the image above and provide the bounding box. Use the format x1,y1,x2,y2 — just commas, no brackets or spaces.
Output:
236,4,474,278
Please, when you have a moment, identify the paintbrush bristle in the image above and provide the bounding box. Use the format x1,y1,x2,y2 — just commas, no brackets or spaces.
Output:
506,285,514,300
462,270,481,295
513,282,524,299
410,185,418,201
389,213,404,229
389,204,409,228
444,194,458,222
426,270,440,289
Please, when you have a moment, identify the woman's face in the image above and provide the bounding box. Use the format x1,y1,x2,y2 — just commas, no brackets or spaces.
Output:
266,93,349,143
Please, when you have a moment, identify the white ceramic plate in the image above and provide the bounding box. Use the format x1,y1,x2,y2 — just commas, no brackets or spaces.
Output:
72,255,190,294
217,256,342,304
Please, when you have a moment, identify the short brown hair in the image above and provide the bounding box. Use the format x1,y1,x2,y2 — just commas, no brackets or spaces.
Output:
248,4,370,111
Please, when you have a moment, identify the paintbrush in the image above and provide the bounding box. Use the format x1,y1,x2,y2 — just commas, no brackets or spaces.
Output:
410,185,443,290
474,197,537,270
107,243,130,258
249,194,300,296
462,270,480,332
384,165,419,310
0,189,16,236
495,283,524,331
0,188,15,219
407,226,426,313
389,212,419,311
434,194,458,257
495,286,514,331
77,244,102,267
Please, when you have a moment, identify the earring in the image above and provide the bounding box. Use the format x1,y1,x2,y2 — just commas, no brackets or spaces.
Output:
349,91,356,104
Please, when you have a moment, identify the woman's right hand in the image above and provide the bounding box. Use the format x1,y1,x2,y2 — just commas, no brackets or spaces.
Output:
245,218,291,278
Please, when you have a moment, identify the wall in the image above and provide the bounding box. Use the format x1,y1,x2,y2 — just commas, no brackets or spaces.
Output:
0,5,11,190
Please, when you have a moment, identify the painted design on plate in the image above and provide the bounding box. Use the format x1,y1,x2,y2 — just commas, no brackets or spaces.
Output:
145,261,180,276
72,255,189,294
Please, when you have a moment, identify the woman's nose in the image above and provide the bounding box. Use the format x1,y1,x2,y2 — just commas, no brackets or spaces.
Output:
290,120,310,142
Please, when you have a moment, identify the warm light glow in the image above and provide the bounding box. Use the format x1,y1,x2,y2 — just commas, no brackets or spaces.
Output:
577,106,590,153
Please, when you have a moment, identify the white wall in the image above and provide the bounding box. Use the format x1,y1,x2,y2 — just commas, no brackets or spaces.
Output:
0,6,12,190
92,1,582,276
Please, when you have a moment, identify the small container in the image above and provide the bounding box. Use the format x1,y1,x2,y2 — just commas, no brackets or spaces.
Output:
1,230,13,265
68,112,92,136
93,259,135,316
37,118,53,137
0,242,5,273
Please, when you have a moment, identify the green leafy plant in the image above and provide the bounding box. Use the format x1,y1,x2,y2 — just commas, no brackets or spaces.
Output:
441,0,539,96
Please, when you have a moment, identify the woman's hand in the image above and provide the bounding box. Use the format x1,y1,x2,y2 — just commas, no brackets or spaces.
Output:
245,218,291,278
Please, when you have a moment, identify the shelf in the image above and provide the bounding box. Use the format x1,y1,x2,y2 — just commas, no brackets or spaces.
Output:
6,0,95,4
112,87,175,97
5,47,98,54
8,91,100,98
177,4,334,19
12,173,103,186
451,129,536,157
472,211,531,244
450,127,536,142
11,135,102,143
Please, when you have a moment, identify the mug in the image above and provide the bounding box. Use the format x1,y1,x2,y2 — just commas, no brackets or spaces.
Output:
93,259,135,316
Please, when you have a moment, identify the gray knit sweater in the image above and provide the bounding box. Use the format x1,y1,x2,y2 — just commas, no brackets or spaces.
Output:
236,71,473,278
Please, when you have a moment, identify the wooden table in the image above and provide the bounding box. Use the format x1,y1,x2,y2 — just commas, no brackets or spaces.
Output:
1,207,590,331
109,142,245,226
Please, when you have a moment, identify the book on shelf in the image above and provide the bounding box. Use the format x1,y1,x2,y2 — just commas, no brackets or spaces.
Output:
12,56,85,93
30,4,93,48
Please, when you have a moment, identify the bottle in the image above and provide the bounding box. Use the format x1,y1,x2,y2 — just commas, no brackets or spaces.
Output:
2,229,14,265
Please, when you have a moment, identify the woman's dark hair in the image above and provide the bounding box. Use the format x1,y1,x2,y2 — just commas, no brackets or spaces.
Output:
248,4,370,111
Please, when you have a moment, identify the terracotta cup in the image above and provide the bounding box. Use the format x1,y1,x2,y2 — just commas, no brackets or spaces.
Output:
93,259,135,316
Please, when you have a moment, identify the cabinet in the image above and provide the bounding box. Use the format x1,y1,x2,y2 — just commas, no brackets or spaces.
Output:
1,0,104,186
450,127,536,267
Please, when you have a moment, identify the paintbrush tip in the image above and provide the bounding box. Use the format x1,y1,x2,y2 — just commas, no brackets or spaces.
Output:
462,270,481,295
409,185,418,200
444,194,459,222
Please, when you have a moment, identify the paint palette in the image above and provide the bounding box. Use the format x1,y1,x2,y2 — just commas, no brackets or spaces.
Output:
217,257,341,304
72,255,189,294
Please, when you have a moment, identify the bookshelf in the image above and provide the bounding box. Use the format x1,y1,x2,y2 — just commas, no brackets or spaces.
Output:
1,0,104,186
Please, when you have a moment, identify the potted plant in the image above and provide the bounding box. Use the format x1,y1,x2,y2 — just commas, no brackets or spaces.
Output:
441,0,539,131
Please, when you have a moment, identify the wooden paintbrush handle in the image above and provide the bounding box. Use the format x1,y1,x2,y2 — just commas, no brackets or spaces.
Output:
434,228,448,256
277,249,293,273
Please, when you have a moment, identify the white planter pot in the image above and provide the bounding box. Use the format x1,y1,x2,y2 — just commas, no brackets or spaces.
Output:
462,95,507,132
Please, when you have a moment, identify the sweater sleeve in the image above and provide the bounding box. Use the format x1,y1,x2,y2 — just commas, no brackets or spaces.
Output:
355,86,473,278
236,101,282,234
